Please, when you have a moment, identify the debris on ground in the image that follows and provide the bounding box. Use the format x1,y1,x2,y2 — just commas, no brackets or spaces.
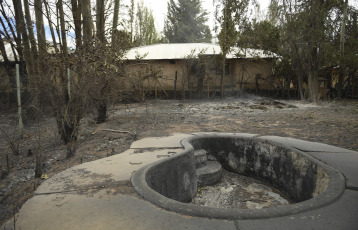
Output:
191,169,291,209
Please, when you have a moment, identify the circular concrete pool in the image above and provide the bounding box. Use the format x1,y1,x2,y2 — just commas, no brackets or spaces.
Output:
131,133,345,220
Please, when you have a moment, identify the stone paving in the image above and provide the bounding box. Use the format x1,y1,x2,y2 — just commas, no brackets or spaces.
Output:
2,133,358,230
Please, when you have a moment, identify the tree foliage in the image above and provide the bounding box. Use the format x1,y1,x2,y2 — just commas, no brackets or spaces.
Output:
226,0,358,101
213,0,358,101
238,20,280,53
133,1,159,46
273,0,357,101
164,0,212,43
216,0,250,98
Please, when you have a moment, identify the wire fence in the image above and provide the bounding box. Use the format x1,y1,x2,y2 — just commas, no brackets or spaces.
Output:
0,66,23,180
0,64,67,170
0,63,133,159
1,64,23,152
0,63,58,133
0,66,84,184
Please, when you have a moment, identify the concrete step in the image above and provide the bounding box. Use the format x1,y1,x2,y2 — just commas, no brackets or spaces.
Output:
194,149,208,169
196,161,222,187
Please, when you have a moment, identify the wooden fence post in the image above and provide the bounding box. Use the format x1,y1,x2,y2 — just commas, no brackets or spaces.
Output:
174,71,177,99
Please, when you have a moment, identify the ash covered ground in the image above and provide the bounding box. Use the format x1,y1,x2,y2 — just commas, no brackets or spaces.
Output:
191,169,291,209
1,96,357,224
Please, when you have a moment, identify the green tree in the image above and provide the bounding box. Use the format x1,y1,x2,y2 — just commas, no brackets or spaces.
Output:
129,0,135,42
238,20,280,53
267,0,280,25
112,0,120,46
276,0,341,101
216,0,250,98
328,1,358,99
344,10,358,98
164,0,212,43
217,0,237,98
134,1,159,46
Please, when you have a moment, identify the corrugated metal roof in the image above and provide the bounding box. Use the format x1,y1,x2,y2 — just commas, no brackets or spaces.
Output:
0,42,62,62
124,43,277,60
1,42,277,62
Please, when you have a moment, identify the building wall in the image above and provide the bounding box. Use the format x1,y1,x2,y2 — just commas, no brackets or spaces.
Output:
125,57,276,93
230,59,275,91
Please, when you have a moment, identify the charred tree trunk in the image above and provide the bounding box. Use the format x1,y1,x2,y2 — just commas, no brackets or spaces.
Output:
44,0,59,53
129,0,134,42
12,0,34,77
307,64,319,102
297,71,304,100
96,80,109,123
96,0,105,43
71,0,82,48
57,0,80,157
96,101,107,123
58,0,68,58
337,0,349,99
52,86,80,146
23,0,38,58
337,70,345,99
0,37,17,104
55,113,79,144
81,0,93,46
55,5,63,50
292,55,304,100
112,0,120,46
95,0,108,122
1,3,21,63
10,0,31,105
34,0,46,56
220,56,225,99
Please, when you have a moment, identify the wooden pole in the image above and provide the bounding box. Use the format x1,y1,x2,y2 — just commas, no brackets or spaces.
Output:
67,68,71,100
207,79,210,98
174,71,177,99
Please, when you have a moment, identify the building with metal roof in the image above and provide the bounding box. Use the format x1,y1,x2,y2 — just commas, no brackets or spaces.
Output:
124,43,278,98
124,43,277,60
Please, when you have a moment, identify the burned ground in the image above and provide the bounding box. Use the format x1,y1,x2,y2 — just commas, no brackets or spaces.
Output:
0,97,357,225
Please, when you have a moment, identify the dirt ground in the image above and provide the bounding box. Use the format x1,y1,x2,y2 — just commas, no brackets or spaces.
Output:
1,96,358,225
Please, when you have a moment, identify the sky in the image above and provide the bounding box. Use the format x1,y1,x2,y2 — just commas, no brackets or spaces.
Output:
139,0,271,34
1,0,270,49
2,0,357,49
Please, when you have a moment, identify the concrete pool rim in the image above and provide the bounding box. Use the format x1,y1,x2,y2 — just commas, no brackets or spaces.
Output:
131,133,346,220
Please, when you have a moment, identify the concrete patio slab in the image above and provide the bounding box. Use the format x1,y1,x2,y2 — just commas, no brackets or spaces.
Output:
130,133,192,149
36,148,179,194
14,192,236,230
237,189,358,230
257,136,355,153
